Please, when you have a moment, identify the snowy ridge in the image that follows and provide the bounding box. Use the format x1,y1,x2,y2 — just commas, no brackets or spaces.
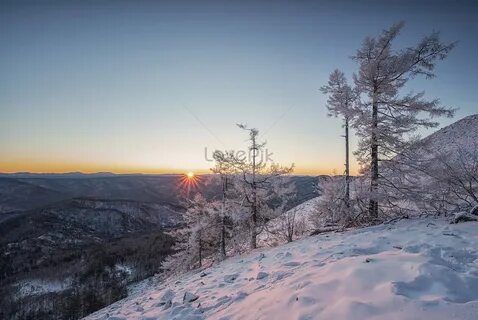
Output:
417,113,478,154
85,217,478,320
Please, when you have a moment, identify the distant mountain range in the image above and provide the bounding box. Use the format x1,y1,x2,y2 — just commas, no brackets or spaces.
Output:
0,174,319,215
0,172,119,178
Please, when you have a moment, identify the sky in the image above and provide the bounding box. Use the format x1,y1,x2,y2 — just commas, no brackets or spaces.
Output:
1,0,477,175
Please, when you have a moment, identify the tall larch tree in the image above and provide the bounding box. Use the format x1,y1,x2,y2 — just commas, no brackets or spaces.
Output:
352,22,455,218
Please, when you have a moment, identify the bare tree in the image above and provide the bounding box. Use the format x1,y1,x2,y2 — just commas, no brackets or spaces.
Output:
279,206,306,243
261,178,306,244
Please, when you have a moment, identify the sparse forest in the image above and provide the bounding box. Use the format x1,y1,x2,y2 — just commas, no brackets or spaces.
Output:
161,22,477,278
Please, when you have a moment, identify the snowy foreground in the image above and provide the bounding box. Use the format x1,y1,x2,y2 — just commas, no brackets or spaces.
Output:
85,217,478,320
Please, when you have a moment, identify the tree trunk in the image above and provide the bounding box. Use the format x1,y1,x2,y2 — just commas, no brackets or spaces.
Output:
220,220,226,259
287,221,293,243
198,230,202,268
369,93,379,218
250,134,258,250
345,117,350,208
250,205,257,249
219,176,227,260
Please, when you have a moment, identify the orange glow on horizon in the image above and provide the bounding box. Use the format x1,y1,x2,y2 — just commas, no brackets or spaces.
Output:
0,160,359,176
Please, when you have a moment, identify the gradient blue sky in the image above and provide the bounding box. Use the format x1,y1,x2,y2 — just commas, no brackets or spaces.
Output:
1,0,477,175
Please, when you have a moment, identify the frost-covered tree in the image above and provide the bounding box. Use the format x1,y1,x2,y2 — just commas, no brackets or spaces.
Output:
427,147,478,212
265,179,306,243
406,144,478,214
352,22,455,218
231,124,293,249
320,69,357,208
271,179,300,243
280,207,305,243
161,194,220,273
311,176,371,228
211,150,237,260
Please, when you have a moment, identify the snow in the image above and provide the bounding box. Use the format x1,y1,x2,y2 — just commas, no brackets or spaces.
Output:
15,278,72,298
84,217,478,320
419,114,478,154
115,264,133,276
259,197,321,246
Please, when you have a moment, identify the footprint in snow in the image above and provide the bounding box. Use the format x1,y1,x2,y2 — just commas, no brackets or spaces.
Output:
273,270,293,281
234,291,249,301
256,253,266,261
224,273,239,283
283,261,301,267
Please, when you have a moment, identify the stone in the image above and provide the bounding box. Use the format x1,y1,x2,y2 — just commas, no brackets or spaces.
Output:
470,205,478,216
183,291,199,303
157,289,175,306
452,212,478,224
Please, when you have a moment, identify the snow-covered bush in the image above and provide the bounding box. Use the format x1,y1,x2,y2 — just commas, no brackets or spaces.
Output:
310,176,373,229
417,145,478,214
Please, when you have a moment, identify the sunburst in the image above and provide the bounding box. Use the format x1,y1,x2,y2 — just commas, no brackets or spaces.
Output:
178,171,201,196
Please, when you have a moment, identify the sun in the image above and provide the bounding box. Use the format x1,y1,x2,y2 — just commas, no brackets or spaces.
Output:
178,171,200,193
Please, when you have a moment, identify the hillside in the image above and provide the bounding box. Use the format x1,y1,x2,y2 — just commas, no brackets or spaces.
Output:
419,114,478,153
380,113,478,214
0,178,65,215
0,198,180,319
393,113,478,164
85,217,478,320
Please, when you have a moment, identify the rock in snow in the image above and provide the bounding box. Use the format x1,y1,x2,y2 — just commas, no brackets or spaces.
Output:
255,272,269,280
452,212,478,224
183,292,199,303
85,217,478,320
159,289,175,305
470,205,478,216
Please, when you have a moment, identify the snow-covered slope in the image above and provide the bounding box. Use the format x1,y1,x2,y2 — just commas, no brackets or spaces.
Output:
259,196,321,246
85,217,478,320
419,114,478,153
396,113,478,163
